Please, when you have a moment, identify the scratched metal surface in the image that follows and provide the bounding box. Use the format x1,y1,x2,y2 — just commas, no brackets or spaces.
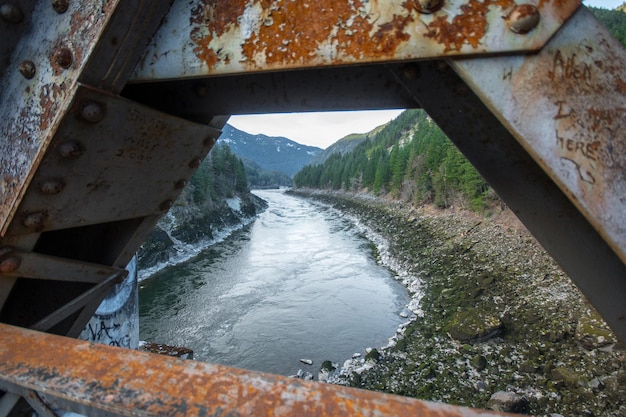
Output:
132,0,581,81
0,0,120,236
452,6,626,267
0,323,518,417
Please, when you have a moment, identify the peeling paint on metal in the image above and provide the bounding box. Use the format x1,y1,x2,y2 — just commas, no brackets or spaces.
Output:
133,0,581,81
0,1,120,236
0,323,519,417
452,6,626,266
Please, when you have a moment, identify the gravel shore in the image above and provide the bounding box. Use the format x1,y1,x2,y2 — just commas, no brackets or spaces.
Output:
292,189,625,417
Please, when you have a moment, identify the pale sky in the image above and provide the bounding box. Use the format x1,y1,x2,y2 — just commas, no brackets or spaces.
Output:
583,0,624,7
229,110,404,150
229,0,621,150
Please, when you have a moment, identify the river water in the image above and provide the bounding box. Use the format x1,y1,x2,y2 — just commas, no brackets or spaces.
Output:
138,189,409,377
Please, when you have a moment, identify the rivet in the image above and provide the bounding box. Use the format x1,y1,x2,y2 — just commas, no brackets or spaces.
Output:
79,101,105,123
40,179,65,195
23,212,46,230
54,47,73,69
174,180,187,190
507,4,540,34
51,0,69,13
159,200,173,212
58,141,83,159
402,64,420,80
19,60,36,79
203,136,218,147
0,256,21,273
0,3,24,23
413,0,443,14
194,83,208,98
189,158,202,169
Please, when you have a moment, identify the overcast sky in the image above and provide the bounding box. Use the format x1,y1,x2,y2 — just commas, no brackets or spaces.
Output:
229,0,621,150
583,0,624,7
228,110,405,150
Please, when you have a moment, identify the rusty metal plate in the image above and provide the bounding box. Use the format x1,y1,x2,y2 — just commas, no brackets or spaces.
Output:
451,7,626,267
0,0,121,236
0,323,518,417
4,86,219,236
132,0,581,81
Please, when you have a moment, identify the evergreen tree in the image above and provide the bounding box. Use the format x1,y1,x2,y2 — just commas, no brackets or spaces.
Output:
294,109,497,212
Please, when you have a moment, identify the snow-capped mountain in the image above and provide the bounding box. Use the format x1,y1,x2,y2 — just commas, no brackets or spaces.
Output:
219,124,323,177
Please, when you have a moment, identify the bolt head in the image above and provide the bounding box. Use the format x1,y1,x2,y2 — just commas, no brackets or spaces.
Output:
23,212,46,231
51,0,69,13
58,141,83,159
194,83,208,98
189,158,202,169
0,256,21,273
159,200,174,212
40,179,65,195
54,48,73,69
507,4,540,34
413,0,443,14
0,3,24,23
203,136,218,147
19,60,36,79
79,101,105,123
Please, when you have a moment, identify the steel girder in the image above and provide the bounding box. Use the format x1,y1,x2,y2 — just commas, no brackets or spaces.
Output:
1,0,625,416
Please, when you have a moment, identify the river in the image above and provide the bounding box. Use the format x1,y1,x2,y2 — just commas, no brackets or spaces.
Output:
138,189,410,377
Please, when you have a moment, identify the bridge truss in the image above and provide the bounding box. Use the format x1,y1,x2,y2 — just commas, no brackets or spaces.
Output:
0,0,625,416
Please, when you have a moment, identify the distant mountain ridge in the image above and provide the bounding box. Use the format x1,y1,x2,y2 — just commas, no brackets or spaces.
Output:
307,123,388,167
219,124,323,177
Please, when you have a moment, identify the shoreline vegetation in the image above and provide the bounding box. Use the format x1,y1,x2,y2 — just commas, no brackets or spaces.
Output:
290,189,625,417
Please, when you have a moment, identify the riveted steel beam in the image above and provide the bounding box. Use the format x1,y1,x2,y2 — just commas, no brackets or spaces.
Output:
389,6,626,342
0,248,124,283
4,86,220,237
0,0,174,237
0,323,518,417
450,7,626,269
132,0,581,82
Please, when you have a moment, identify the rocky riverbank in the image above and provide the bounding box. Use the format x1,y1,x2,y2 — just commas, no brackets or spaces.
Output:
137,192,267,280
291,189,625,417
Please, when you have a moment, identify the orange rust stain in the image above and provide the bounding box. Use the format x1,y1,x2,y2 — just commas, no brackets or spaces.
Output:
190,0,248,68
425,0,514,52
615,77,626,94
370,14,413,54
241,1,376,66
190,0,417,69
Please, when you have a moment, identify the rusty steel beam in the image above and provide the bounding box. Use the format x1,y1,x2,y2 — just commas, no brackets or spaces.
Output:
451,7,626,269
0,249,124,283
0,323,517,417
0,0,120,236
132,0,581,81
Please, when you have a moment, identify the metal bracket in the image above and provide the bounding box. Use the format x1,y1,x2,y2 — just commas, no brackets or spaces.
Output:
4,85,220,236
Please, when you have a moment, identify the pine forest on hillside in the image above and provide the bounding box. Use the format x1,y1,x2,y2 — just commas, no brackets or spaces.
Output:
294,7,626,211
294,110,493,212
589,6,626,46
189,144,249,205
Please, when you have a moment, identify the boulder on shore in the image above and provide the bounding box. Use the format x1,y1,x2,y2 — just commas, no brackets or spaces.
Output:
487,391,529,414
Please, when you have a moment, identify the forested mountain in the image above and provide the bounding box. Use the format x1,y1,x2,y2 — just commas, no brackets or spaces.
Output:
294,110,493,211
590,5,626,46
138,143,267,272
219,124,322,179
241,158,293,189
188,144,249,205
306,123,387,167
